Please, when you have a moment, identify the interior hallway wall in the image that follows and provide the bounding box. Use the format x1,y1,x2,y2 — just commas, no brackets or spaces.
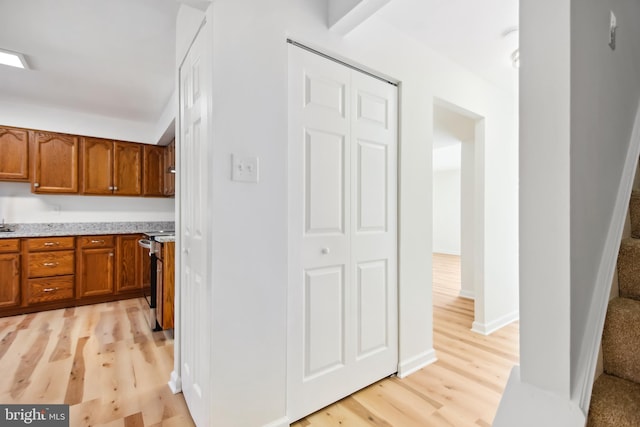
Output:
433,168,461,255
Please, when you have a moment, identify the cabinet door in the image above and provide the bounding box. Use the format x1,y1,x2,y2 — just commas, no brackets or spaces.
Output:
33,131,79,193
0,253,20,308
77,247,114,297
143,144,165,197
114,142,142,196
116,234,143,293
81,137,113,195
164,139,175,196
0,126,29,181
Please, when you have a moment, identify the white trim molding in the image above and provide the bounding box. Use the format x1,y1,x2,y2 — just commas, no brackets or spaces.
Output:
397,349,437,378
494,367,586,427
168,370,182,394
262,416,290,427
459,289,476,300
472,310,519,336
575,103,640,411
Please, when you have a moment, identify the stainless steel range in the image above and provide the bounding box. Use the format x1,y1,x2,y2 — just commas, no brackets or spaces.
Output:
138,230,174,330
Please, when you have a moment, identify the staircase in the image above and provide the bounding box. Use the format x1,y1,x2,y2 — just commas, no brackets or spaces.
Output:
588,191,640,426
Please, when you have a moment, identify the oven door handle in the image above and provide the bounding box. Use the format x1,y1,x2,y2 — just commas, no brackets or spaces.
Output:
138,239,153,255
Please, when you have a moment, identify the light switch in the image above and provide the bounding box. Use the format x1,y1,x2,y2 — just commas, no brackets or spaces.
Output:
231,154,259,183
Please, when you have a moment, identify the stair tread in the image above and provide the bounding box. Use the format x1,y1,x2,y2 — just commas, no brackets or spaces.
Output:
588,374,640,427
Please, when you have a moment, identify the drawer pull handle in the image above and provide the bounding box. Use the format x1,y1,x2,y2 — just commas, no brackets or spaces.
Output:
43,262,58,267
43,242,60,247
43,288,58,293
90,239,105,244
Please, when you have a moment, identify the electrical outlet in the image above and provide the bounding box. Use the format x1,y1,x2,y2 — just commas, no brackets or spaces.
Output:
609,11,617,50
231,154,259,183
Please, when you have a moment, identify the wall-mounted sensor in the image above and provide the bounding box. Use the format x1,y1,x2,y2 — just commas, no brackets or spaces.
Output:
609,11,617,50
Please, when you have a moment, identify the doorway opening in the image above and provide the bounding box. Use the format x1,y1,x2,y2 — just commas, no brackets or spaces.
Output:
432,100,484,330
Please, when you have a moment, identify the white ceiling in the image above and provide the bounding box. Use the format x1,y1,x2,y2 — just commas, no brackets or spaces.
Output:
376,0,519,92
0,0,517,134
0,0,179,123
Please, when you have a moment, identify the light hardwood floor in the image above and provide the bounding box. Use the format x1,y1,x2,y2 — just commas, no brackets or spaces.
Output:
0,254,518,426
292,253,519,426
0,297,195,426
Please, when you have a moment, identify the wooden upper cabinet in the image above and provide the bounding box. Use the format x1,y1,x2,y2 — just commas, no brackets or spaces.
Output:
81,137,113,195
32,131,79,194
163,139,175,197
0,126,29,181
143,144,165,197
80,138,142,196
113,142,142,196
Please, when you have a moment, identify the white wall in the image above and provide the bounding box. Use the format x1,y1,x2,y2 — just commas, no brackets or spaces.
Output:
433,167,461,255
0,182,174,224
0,96,161,144
496,0,640,424
0,93,175,225
189,1,519,425
569,0,640,393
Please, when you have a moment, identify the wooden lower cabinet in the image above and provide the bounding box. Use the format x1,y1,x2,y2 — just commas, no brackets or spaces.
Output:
26,275,74,304
116,234,148,294
156,241,174,330
77,236,115,298
0,233,151,317
0,239,21,309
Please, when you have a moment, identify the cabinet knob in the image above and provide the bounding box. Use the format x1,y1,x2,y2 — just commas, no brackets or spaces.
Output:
43,287,59,293
43,242,60,247
113,186,118,191
108,186,114,190
90,239,105,244
109,252,114,257
43,262,58,267
34,183,40,188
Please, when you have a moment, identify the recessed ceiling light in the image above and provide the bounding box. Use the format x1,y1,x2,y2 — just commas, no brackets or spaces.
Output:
0,49,29,69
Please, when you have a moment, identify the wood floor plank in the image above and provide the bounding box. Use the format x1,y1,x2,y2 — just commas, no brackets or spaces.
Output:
64,336,88,405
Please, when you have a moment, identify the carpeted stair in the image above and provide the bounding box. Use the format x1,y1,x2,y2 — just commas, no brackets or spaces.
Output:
588,190,640,426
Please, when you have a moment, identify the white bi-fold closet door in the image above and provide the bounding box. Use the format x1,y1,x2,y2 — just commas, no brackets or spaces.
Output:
288,43,398,422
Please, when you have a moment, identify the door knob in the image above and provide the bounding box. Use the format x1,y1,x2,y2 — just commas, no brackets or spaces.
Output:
321,248,330,255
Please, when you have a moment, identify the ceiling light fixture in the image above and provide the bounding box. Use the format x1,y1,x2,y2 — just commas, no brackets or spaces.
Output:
0,48,29,69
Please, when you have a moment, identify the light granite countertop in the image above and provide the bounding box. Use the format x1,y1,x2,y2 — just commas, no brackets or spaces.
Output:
0,221,175,238
154,235,176,243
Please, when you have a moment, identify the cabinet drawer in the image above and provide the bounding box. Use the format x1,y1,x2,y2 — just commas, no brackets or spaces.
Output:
27,236,75,251
77,235,115,248
27,276,74,304
0,239,19,253
27,250,74,277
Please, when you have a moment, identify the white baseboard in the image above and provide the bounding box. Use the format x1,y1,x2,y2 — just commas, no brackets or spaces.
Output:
459,289,475,300
168,370,182,394
263,416,290,427
494,367,585,427
472,310,519,336
397,349,437,378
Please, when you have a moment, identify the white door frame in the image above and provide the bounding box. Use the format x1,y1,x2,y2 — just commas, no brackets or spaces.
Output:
169,9,208,399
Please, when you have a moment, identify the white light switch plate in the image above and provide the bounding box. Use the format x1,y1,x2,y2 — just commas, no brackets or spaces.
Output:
232,154,259,183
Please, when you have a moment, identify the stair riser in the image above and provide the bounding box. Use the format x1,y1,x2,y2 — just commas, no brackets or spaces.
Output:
602,298,640,383
617,239,640,299
630,193,640,238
